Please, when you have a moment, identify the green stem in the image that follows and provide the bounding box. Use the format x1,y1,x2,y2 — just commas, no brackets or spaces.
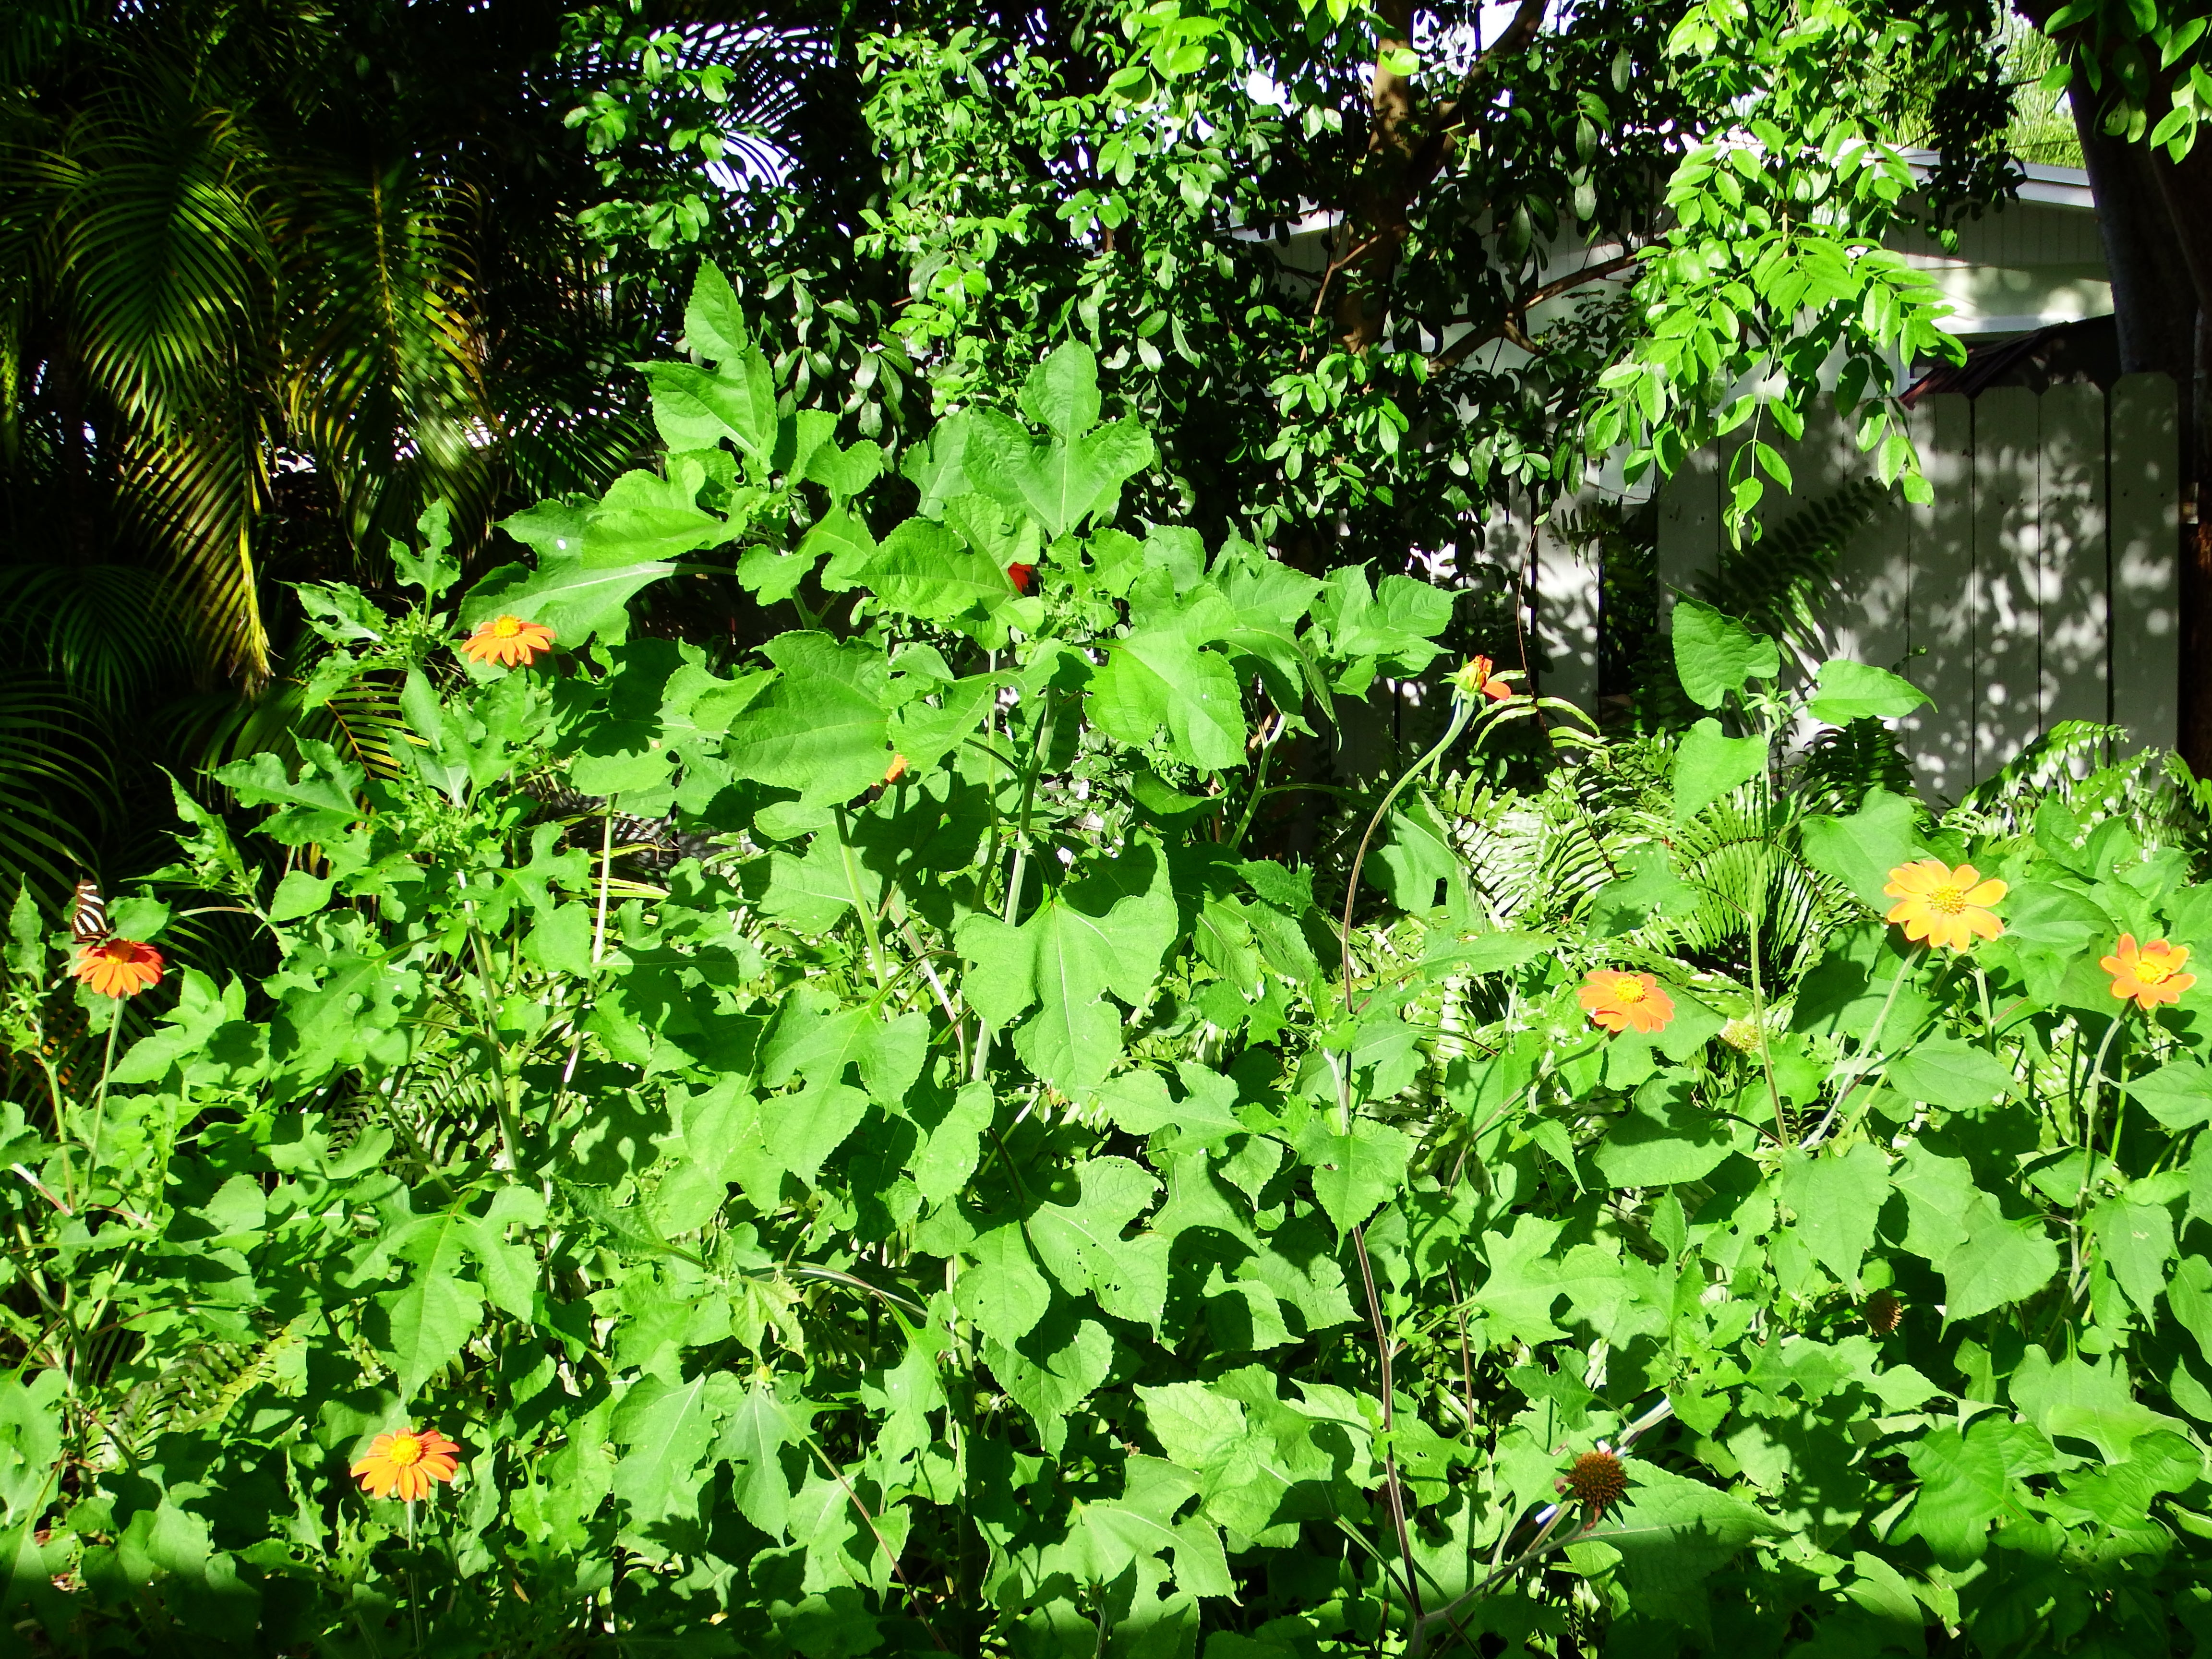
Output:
975,691,1059,1081
591,806,615,968
40,1052,74,1212
1228,710,1289,851
1340,695,1478,1016
465,920,523,1171
831,806,890,991
1802,943,1924,1149
1740,875,1785,1143
85,1007,122,1178
1001,692,1059,930
2073,1011,2128,1291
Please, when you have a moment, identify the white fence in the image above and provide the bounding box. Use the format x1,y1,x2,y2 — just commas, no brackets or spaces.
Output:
1635,374,2181,805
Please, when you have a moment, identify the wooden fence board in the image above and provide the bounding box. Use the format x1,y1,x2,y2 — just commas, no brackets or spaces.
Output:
2036,382,2108,738
1905,393,1977,802
1656,444,1719,629
1535,506,1600,712
1972,386,2043,787
2110,373,2180,754
1632,377,2176,794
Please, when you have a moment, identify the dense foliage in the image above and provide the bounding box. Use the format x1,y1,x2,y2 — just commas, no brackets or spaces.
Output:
11,272,2212,1655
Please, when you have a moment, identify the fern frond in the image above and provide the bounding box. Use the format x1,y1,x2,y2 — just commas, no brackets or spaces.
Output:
1706,478,1886,661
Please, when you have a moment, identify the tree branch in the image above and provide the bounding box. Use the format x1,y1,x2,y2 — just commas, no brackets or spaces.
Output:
1426,252,1641,373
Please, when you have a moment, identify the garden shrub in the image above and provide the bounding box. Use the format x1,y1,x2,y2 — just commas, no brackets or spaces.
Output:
8,264,2212,1656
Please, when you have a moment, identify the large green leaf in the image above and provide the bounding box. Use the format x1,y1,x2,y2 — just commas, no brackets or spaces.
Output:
720,633,893,805
1091,625,1247,771
1883,1038,2018,1110
966,407,1155,540
1674,719,1768,819
1671,599,1779,708
1591,1075,1747,1188
1777,1143,1888,1288
1292,1116,1413,1236
1809,658,1928,724
1800,788,1926,910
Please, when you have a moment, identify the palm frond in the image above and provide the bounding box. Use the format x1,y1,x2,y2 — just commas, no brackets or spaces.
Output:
277,156,495,565
0,671,120,896
0,563,191,712
1704,478,1886,662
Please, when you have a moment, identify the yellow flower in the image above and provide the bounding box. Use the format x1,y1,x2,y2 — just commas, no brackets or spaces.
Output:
1577,969,1674,1034
2102,934,2194,1011
72,938,163,998
350,1427,461,1501
1882,859,2006,950
460,615,555,668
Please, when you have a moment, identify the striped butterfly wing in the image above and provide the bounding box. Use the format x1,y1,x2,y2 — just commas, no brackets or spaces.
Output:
69,879,110,944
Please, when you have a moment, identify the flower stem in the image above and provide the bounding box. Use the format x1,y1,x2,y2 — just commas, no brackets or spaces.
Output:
85,1005,122,1177
1340,694,1478,1017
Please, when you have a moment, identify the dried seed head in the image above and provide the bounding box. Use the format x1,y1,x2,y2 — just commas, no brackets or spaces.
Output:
1719,1015,1763,1053
1565,1449,1629,1518
1865,1288,1903,1336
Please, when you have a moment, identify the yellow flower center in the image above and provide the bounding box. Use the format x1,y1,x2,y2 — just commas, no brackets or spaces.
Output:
1612,977,1646,1003
1928,886,1966,915
386,1433,424,1467
2136,953,2175,986
489,616,523,638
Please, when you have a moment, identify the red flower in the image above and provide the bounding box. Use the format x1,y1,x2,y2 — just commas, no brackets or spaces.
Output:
1449,654,1513,701
1007,563,1035,594
73,939,163,998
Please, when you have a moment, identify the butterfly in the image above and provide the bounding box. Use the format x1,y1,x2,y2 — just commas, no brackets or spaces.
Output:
69,878,110,945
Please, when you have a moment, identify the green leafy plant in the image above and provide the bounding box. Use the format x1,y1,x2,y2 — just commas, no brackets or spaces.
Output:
10,267,2212,1657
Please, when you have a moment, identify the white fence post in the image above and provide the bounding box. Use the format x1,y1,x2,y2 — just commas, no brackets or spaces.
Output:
1535,498,1601,712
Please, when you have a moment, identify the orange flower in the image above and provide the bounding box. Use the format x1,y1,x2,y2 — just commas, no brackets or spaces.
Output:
1578,968,1674,1034
2102,934,2195,1010
882,753,909,786
1449,653,1513,702
1006,562,1036,594
460,614,555,668
72,939,162,998
1882,859,2006,950
350,1427,461,1501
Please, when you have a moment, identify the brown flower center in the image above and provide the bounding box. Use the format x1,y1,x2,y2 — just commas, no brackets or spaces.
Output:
1566,1449,1628,1512
1928,885,1966,915
386,1433,424,1467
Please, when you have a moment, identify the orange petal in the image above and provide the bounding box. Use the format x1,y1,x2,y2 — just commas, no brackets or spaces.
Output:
1960,878,2007,906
